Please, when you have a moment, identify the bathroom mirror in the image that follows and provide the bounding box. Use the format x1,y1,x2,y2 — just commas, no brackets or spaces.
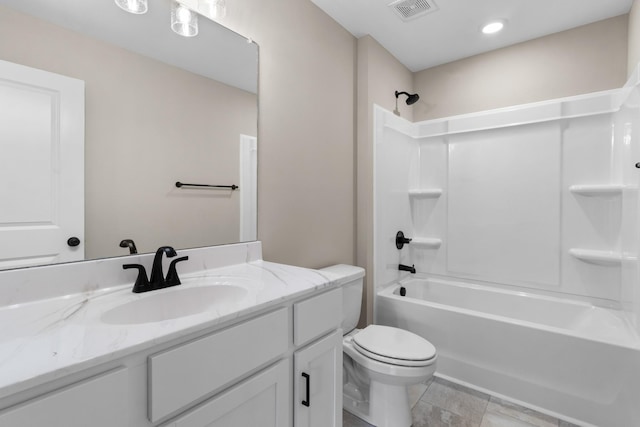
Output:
0,0,258,270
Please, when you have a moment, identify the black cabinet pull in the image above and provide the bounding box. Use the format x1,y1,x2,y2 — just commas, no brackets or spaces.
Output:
301,372,310,407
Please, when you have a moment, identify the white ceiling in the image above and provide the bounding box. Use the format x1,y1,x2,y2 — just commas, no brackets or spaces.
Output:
310,0,633,72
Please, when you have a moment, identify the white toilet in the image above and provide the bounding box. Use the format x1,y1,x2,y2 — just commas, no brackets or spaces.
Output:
321,265,437,427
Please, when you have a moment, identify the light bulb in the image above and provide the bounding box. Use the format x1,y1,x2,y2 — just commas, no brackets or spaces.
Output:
199,0,226,20
114,0,148,14
171,2,199,37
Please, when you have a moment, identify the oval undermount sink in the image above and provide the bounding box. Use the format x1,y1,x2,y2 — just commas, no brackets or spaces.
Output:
101,285,249,325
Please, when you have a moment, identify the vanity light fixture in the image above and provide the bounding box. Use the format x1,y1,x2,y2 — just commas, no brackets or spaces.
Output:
198,0,227,20
114,0,148,14
481,20,505,34
171,1,199,37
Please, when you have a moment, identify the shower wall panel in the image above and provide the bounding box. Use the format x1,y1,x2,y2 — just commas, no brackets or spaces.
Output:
409,141,447,273
561,114,622,302
373,112,418,289
447,123,561,289
620,68,640,333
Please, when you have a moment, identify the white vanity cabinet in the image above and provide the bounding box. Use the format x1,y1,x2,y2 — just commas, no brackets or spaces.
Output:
0,286,344,427
160,288,344,427
293,288,343,427
0,368,129,427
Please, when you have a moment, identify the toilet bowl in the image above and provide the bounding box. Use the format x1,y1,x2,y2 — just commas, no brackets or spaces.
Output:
343,326,436,427
319,265,437,427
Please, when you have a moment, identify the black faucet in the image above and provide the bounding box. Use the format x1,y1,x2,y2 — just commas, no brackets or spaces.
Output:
399,264,416,274
123,246,188,293
149,246,177,289
119,239,138,254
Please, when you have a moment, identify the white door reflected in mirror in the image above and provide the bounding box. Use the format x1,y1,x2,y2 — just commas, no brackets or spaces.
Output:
0,60,84,269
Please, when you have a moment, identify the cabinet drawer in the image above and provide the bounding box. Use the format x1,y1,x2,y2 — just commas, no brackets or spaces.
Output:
0,368,128,427
162,360,290,427
149,308,289,422
293,288,342,346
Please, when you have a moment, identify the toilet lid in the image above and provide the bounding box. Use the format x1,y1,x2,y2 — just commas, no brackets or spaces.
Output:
352,325,436,364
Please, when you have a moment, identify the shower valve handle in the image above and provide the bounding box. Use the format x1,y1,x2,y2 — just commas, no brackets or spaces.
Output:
396,231,412,249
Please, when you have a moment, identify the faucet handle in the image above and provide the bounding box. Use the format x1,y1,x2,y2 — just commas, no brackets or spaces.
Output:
165,256,189,287
123,264,150,293
396,231,413,249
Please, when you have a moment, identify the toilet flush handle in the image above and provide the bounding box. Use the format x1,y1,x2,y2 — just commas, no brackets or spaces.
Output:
301,372,311,407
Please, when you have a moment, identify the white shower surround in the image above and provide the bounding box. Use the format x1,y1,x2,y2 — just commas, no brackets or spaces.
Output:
373,67,640,426
374,68,640,324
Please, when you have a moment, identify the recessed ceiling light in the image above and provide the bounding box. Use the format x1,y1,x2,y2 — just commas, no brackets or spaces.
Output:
482,20,505,34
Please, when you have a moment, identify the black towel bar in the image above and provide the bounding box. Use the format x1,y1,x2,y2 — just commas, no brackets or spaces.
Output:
175,182,238,190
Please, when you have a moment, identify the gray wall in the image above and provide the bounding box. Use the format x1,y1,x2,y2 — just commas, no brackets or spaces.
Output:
356,35,413,325
630,0,640,75
413,15,629,121
201,0,358,268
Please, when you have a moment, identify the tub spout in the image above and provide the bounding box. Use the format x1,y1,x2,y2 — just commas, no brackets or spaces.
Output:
399,264,416,274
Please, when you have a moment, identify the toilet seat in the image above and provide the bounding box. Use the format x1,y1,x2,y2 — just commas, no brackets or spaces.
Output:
352,325,436,367
343,337,436,378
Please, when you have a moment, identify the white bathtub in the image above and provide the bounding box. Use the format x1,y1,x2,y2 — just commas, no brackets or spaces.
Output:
376,278,640,427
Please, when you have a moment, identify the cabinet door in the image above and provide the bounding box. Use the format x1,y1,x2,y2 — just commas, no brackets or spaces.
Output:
0,368,128,427
163,360,290,427
149,308,288,422
294,330,342,427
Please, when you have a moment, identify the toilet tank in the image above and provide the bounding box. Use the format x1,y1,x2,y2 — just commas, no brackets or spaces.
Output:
319,264,365,334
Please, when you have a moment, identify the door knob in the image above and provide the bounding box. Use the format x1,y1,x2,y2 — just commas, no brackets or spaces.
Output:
67,237,81,247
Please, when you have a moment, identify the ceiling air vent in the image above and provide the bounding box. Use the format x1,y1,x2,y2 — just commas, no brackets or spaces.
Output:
388,0,438,22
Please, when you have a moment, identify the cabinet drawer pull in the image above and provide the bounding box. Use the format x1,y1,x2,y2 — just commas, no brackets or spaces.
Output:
301,372,310,407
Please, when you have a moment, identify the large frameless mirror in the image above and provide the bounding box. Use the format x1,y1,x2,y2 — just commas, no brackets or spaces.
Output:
0,0,258,270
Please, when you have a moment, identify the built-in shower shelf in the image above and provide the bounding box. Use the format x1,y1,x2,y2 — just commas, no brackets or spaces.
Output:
408,189,443,198
569,184,625,197
410,238,442,248
569,249,629,266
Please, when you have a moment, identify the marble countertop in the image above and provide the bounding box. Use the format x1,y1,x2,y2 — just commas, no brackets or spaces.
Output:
0,260,335,400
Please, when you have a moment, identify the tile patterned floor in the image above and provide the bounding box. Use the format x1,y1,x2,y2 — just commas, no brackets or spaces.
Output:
343,377,581,427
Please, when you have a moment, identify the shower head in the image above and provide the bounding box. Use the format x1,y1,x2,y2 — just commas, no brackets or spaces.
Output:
406,93,420,105
395,91,420,105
